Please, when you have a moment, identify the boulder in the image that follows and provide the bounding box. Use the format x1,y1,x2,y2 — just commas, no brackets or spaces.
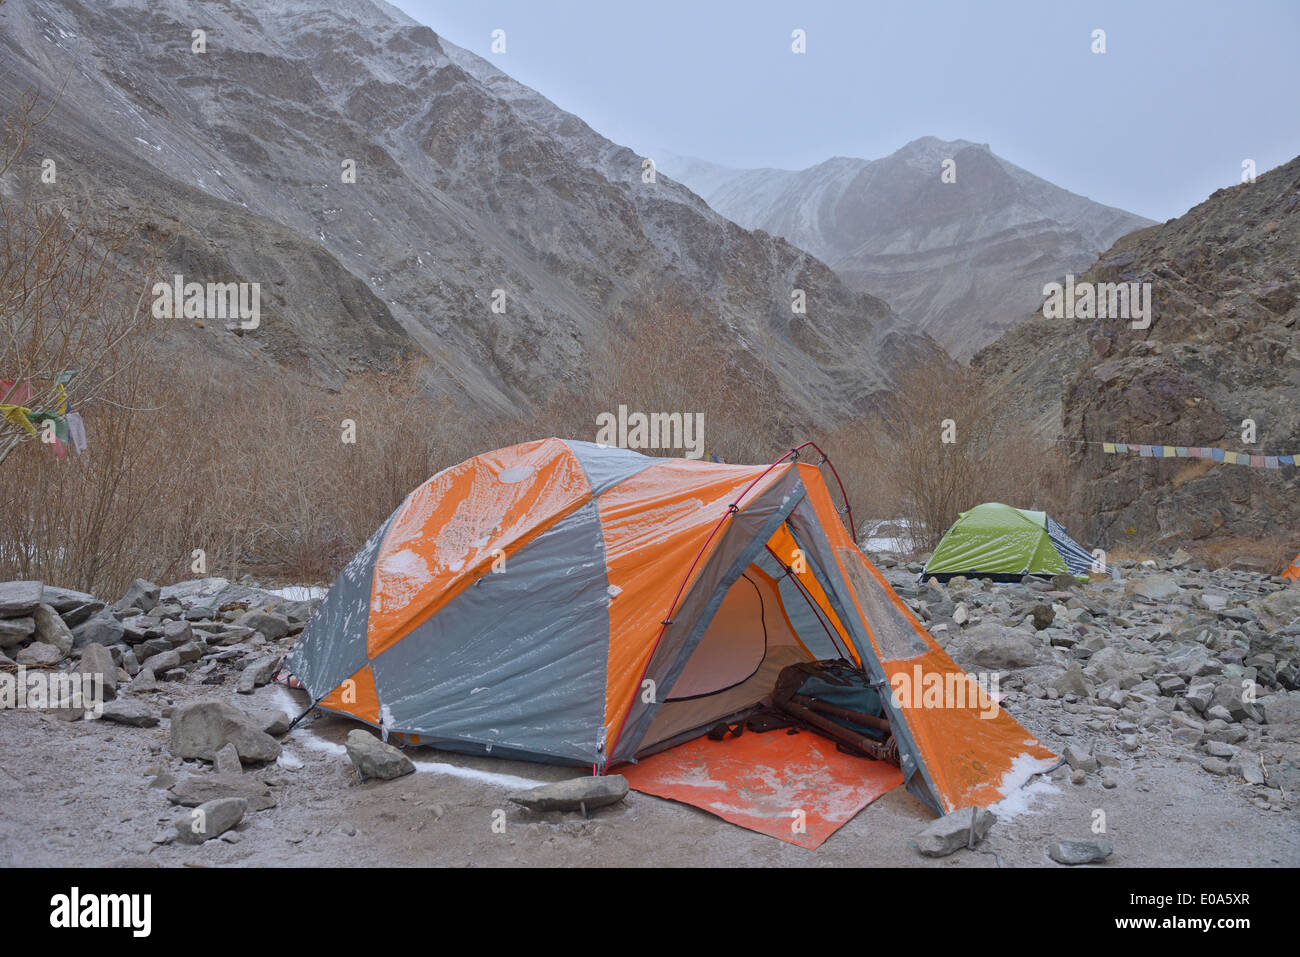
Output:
1064,744,1098,772
170,699,282,763
15,642,63,667
1254,590,1300,631
948,624,1041,670
215,742,243,775
1185,682,1215,713
168,773,275,811
1228,750,1265,785
174,641,203,664
1261,690,1300,736
174,797,247,844
32,604,74,656
1211,681,1257,722
115,579,161,613
236,654,281,694
1085,646,1156,685
257,710,291,737
235,610,291,642
98,700,159,727
1128,575,1182,603
77,642,118,699
1048,840,1113,865
1053,662,1093,698
0,580,43,618
912,806,997,857
140,649,181,674
508,774,629,812
162,620,193,645
0,616,35,649
41,585,101,615
1030,604,1055,630
345,729,415,781
72,615,125,650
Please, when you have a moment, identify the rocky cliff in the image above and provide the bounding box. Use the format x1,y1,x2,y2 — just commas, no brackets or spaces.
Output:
974,156,1300,559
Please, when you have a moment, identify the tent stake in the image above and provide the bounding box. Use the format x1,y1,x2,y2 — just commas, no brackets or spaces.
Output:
285,699,321,732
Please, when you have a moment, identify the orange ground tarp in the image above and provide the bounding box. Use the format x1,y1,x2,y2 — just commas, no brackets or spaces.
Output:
623,728,904,849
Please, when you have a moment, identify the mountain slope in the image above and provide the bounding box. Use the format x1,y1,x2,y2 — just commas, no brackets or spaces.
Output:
658,138,1154,358
0,0,940,420
973,156,1300,556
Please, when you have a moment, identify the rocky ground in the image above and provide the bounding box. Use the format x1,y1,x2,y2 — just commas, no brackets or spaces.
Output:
0,561,1297,868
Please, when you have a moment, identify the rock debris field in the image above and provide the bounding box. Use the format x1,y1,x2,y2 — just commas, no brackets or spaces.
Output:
0,561,1297,867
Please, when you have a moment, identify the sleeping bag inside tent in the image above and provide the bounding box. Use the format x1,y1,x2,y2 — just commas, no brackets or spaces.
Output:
284,439,1054,817
922,502,1096,582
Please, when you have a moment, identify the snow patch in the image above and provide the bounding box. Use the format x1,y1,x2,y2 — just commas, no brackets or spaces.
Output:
988,752,1061,819
410,759,542,791
497,465,534,484
276,750,305,770
376,548,433,602
267,585,327,601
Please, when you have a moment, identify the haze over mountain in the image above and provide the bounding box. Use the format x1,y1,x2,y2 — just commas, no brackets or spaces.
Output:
0,0,940,421
658,138,1155,359
974,155,1300,557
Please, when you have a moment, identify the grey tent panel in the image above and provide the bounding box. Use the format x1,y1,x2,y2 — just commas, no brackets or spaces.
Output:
775,575,846,659
371,497,611,764
284,503,399,701
563,439,657,497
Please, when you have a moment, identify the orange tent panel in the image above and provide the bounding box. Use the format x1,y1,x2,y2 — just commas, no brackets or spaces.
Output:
596,459,792,755
367,437,590,658
800,472,1055,813
317,663,381,725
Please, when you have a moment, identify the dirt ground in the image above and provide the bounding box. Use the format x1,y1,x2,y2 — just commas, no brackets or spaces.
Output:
1,679,1296,868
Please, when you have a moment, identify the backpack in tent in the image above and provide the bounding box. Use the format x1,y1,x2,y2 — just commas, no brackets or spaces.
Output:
284,438,1055,816
922,502,1096,582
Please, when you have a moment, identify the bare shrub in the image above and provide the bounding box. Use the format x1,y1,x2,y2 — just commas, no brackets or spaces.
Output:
519,284,793,464
823,353,1074,554
1,85,158,470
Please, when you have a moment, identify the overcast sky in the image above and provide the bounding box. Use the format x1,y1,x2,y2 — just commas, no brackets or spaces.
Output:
391,0,1300,222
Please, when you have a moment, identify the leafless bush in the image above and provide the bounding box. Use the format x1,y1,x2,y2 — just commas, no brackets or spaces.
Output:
1,84,159,470
520,284,792,464
822,354,1073,554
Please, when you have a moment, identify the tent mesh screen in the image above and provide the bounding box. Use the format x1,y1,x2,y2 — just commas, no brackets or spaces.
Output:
836,547,930,662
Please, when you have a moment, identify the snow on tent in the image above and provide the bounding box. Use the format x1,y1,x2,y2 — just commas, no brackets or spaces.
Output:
284,438,1053,826
921,502,1097,583
1284,551,1300,582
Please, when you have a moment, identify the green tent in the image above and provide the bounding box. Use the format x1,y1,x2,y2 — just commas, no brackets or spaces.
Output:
921,503,1096,582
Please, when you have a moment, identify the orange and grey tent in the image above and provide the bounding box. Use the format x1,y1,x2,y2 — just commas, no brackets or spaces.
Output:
1284,552,1300,582
285,438,1054,816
